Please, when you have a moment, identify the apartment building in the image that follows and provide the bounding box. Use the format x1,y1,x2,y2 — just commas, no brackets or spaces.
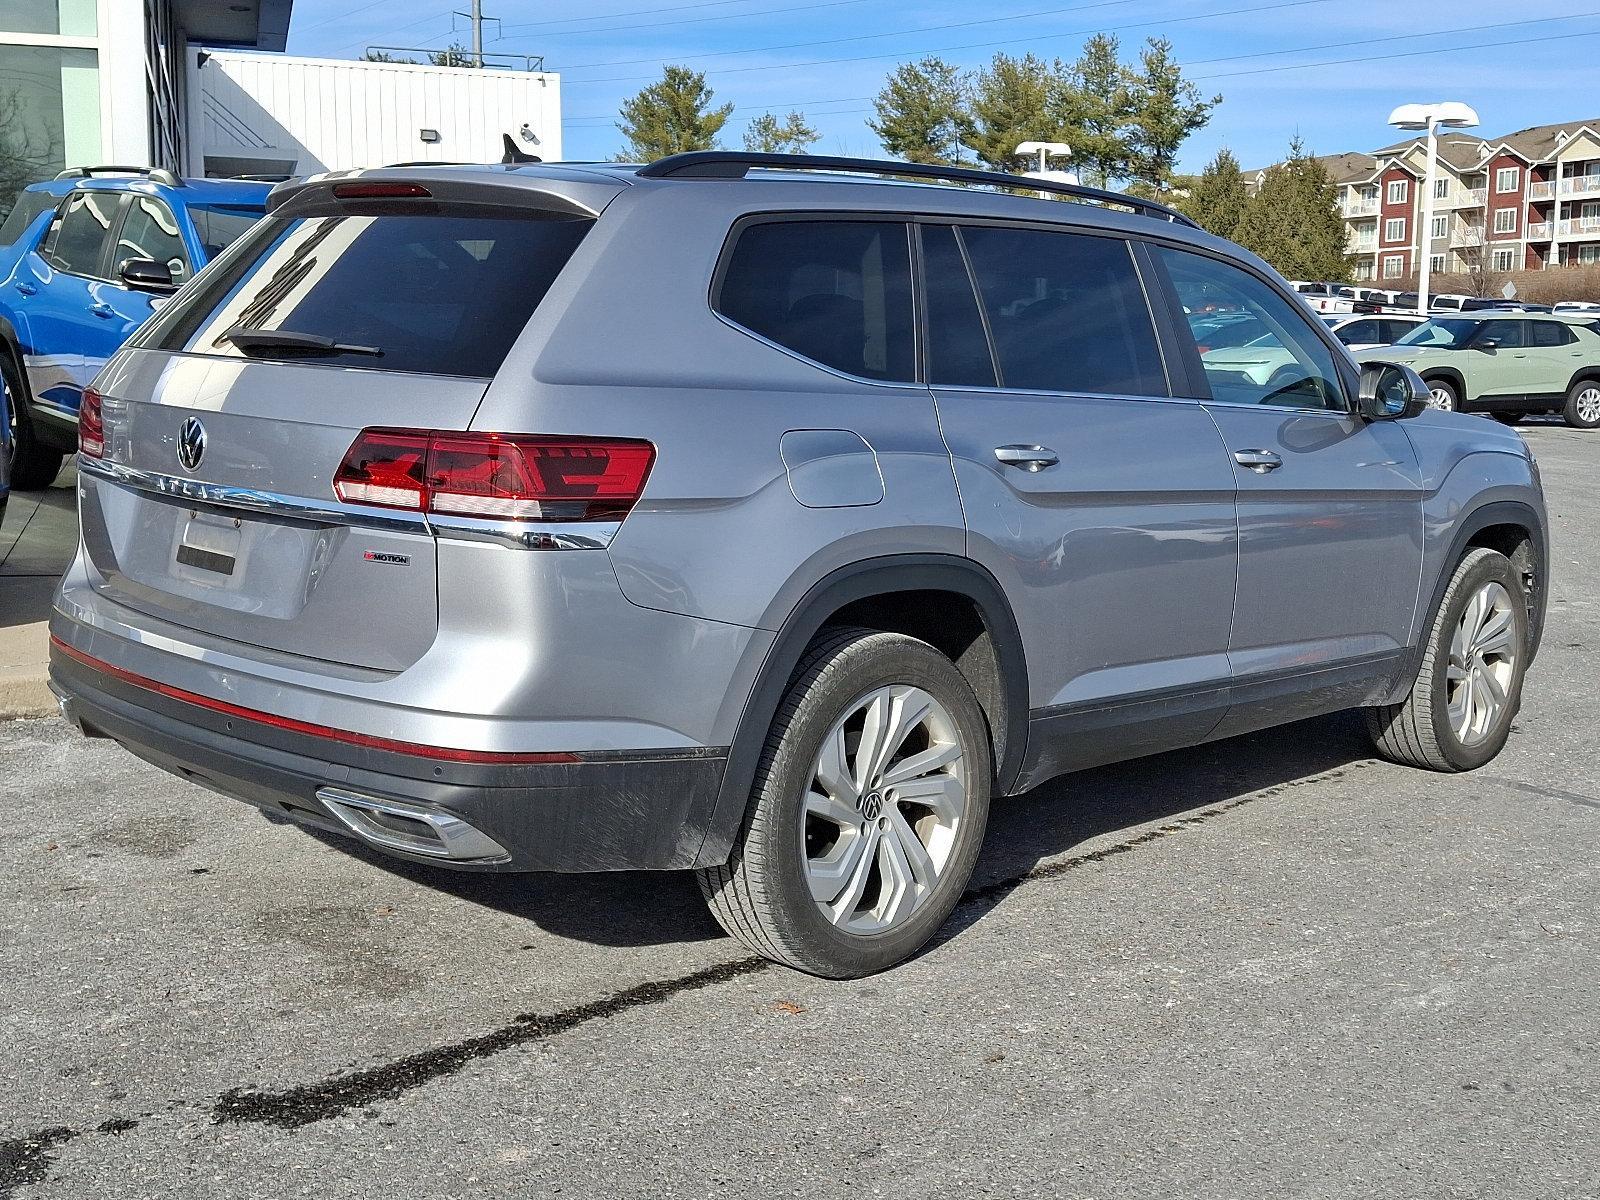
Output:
1250,117,1600,281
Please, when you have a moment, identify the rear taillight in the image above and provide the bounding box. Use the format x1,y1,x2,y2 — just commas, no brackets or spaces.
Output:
334,429,655,523
79,387,104,459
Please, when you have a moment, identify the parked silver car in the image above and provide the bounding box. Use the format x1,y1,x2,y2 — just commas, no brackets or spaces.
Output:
49,154,1549,977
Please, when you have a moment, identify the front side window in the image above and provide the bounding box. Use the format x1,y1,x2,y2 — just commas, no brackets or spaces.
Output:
114,196,190,284
46,190,118,277
152,210,593,377
1333,319,1380,345
1158,247,1345,412
716,220,915,382
958,225,1166,396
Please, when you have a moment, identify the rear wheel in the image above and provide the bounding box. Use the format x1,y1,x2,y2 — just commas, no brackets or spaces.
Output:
1365,548,1527,772
1,349,64,491
1563,379,1600,429
698,627,992,978
1424,377,1459,413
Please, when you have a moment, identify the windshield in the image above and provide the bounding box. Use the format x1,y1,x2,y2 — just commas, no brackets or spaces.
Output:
186,205,265,261
1395,318,1481,348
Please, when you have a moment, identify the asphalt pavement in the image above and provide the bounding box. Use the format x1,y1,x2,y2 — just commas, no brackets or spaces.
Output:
1,422,1595,1199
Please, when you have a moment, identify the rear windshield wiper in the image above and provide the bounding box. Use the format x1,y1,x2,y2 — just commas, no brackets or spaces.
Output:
224,328,384,357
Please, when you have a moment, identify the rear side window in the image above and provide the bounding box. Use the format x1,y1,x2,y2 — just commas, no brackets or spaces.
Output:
959,225,1167,396
716,220,915,382
921,224,996,388
1530,320,1576,347
151,211,592,377
0,188,60,248
47,191,119,277
187,205,264,261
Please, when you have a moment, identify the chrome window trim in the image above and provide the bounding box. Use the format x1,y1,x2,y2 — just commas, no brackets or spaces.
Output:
76,456,618,549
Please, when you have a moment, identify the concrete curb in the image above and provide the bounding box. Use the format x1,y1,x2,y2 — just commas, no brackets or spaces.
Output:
0,675,56,720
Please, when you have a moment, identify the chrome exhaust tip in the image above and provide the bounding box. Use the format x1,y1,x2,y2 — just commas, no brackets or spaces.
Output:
314,786,509,863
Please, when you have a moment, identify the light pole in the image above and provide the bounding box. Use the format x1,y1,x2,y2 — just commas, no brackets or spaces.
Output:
1388,102,1480,315
1014,141,1078,196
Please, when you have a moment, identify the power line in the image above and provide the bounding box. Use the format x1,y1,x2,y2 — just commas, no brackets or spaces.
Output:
497,0,878,40
500,0,797,32
560,0,1343,85
557,0,1139,71
563,10,1600,129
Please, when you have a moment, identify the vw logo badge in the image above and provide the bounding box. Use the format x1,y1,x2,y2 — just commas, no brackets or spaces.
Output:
859,790,883,821
177,416,206,472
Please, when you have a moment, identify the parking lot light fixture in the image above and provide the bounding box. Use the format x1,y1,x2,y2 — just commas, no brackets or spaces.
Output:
1389,102,1480,315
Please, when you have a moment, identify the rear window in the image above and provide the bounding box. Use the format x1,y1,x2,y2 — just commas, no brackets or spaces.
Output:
0,188,60,248
149,211,592,377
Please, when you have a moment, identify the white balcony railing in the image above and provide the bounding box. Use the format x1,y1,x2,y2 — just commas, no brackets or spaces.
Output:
1467,188,1488,205
1529,180,1555,200
1450,223,1486,247
1557,216,1600,237
1343,200,1379,217
1527,221,1554,240
1559,175,1600,195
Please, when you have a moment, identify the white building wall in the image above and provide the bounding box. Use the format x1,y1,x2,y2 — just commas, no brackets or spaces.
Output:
186,51,561,177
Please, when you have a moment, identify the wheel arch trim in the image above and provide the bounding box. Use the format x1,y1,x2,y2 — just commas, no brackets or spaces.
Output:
693,554,1030,868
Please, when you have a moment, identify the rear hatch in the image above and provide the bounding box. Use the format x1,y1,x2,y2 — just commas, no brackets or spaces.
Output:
79,174,606,671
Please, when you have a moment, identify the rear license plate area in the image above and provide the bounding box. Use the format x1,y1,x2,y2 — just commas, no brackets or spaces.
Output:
176,515,241,577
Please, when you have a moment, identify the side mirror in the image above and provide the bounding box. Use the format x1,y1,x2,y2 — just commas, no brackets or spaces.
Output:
1357,362,1428,421
117,257,177,295
1473,333,1502,352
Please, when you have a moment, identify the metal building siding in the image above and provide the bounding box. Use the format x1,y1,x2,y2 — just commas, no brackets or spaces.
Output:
187,51,561,176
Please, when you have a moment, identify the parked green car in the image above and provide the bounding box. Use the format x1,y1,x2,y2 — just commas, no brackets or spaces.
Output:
1355,312,1600,428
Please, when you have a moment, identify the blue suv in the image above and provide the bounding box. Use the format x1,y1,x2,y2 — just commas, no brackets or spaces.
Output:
0,168,269,490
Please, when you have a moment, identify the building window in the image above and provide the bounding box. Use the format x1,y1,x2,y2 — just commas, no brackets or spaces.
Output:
1493,208,1518,234
0,43,102,224
1495,166,1520,193
1429,254,1446,274
1387,179,1409,205
1383,217,1405,243
1580,245,1600,266
1382,254,1405,279
1491,248,1518,272
1431,215,1448,239
1433,179,1450,199
0,0,98,35
1360,185,1378,201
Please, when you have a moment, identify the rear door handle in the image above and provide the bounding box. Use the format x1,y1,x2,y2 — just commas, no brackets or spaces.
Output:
993,444,1059,472
1233,449,1283,473
91,302,115,318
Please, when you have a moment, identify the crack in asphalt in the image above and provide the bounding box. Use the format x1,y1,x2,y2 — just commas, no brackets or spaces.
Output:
6,756,1375,1176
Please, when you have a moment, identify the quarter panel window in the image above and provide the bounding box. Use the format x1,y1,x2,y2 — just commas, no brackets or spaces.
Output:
115,196,190,284
959,225,1166,396
1158,247,1347,411
48,191,118,277
1530,321,1575,347
716,220,915,382
921,224,996,388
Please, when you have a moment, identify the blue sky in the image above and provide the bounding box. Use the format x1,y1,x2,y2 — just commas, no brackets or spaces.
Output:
286,0,1600,169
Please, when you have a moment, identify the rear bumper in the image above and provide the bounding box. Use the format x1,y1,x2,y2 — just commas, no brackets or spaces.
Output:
50,644,729,873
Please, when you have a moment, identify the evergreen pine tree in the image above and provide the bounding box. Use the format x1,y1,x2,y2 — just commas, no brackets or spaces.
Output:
869,57,973,165
617,65,733,161
1184,148,1251,241
1235,139,1350,280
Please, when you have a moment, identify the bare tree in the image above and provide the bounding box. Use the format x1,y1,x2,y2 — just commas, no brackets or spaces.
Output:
0,86,57,224
1454,220,1510,300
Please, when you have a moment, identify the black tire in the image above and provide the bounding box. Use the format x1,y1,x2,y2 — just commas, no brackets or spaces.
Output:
1,348,64,491
698,626,993,978
1562,378,1600,429
1423,377,1460,413
1492,412,1525,425
1365,547,1528,772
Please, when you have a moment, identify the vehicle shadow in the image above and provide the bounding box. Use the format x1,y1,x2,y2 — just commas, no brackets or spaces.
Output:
284,709,1376,952
0,468,77,631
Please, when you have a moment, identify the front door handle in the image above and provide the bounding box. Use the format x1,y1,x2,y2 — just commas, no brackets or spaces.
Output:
91,302,115,318
1234,449,1283,473
14,281,37,296
994,444,1060,472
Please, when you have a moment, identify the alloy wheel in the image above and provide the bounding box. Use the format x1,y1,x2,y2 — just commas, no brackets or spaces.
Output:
802,684,967,936
1575,385,1600,425
1447,581,1518,747
1428,385,1456,412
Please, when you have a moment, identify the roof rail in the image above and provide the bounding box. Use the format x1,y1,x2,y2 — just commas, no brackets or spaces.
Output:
54,165,183,187
635,151,1199,228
